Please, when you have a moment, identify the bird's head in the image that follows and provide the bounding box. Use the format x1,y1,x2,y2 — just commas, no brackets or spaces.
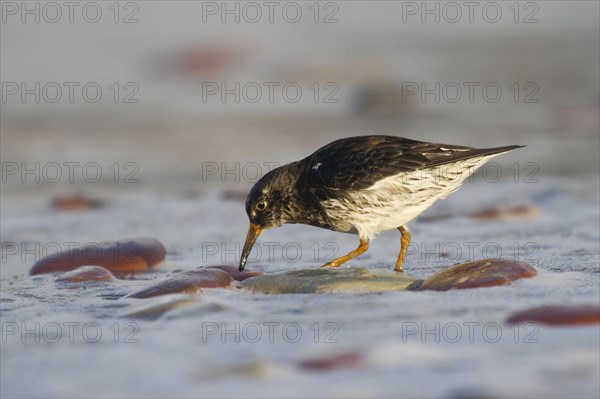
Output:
239,165,298,271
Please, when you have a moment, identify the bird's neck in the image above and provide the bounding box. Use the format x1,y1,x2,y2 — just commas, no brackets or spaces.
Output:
276,162,330,227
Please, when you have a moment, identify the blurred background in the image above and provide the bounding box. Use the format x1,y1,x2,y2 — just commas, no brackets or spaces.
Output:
1,1,599,398
2,0,598,199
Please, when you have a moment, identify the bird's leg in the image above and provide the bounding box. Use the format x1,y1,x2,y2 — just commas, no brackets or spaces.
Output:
394,226,411,272
321,239,369,268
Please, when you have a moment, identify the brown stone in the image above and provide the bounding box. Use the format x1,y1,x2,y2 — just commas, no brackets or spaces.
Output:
419,205,541,223
354,83,414,117
205,265,263,281
30,238,166,275
471,205,540,220
167,46,244,76
128,269,233,298
51,195,102,210
299,351,363,372
506,305,600,326
55,266,115,283
421,259,537,291
220,189,248,202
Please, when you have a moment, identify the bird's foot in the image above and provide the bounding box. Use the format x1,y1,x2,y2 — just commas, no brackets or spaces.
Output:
321,262,341,268
394,258,405,273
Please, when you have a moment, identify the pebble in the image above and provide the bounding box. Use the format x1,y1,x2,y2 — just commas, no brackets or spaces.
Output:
166,46,244,76
197,360,283,381
420,259,537,291
353,83,414,116
419,204,540,222
55,266,115,283
30,237,166,275
205,265,264,281
298,351,364,372
506,305,600,326
120,294,200,319
241,268,415,294
220,189,248,202
128,269,233,298
470,205,540,220
51,195,102,210
445,388,502,399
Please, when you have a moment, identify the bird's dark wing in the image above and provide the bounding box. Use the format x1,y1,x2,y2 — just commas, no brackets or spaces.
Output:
301,135,521,190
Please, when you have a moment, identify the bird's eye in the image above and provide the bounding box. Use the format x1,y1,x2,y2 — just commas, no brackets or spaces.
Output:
256,201,266,211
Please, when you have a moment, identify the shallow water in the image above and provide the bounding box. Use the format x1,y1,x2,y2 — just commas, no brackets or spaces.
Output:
1,175,599,398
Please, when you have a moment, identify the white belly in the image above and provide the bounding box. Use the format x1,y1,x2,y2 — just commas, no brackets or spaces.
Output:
321,155,499,240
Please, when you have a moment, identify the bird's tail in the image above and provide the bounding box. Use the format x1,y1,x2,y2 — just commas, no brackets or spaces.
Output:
425,144,525,168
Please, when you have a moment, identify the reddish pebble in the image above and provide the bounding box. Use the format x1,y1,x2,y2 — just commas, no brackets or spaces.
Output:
168,46,244,76
299,351,363,372
421,259,537,291
507,305,600,326
52,195,102,210
128,269,233,298
55,266,115,283
30,238,166,275
471,205,540,220
205,265,263,281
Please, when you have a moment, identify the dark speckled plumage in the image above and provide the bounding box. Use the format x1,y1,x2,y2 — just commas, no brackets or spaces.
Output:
239,135,523,272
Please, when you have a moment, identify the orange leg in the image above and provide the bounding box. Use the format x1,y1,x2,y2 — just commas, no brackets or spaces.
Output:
394,226,411,272
321,239,369,268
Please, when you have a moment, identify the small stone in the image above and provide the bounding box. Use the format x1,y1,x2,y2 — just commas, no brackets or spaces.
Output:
220,189,248,202
30,238,166,275
299,351,363,372
445,388,502,399
128,269,233,298
506,305,600,326
241,268,416,294
197,360,283,381
354,83,414,116
421,259,537,291
205,265,264,281
51,195,102,210
166,46,244,76
121,294,199,319
55,266,115,283
471,205,540,220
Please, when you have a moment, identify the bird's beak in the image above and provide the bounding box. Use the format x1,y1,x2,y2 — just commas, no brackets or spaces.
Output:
239,223,264,271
